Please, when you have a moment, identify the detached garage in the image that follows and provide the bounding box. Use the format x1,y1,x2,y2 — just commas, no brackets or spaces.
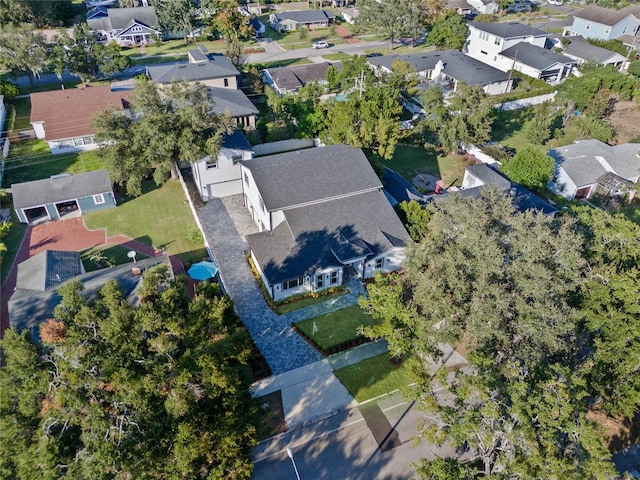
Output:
12,170,116,224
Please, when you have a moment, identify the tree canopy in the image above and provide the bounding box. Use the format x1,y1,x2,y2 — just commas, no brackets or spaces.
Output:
357,0,431,50
500,145,554,189
93,78,234,196
426,11,468,50
0,268,257,479
359,191,635,478
419,83,494,152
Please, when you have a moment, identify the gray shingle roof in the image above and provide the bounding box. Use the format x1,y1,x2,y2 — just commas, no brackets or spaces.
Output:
469,21,547,39
574,5,640,26
466,164,512,191
239,145,382,211
274,10,335,23
87,6,157,31
9,256,172,339
500,43,575,70
207,87,258,117
16,250,82,292
609,143,640,180
247,190,409,284
146,55,239,83
12,170,113,210
367,50,510,87
562,36,626,64
265,62,341,91
222,130,253,150
548,139,616,187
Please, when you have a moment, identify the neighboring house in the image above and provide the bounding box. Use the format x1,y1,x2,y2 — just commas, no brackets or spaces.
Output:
467,0,499,14
340,7,359,25
263,62,340,95
548,139,640,199
563,5,640,41
269,10,336,32
9,252,172,339
12,170,116,224
146,48,240,89
427,164,557,214
86,6,160,46
191,130,254,201
249,17,266,37
506,0,532,13
238,144,411,301
560,36,627,67
367,50,513,95
147,47,258,128
466,22,575,81
30,85,133,154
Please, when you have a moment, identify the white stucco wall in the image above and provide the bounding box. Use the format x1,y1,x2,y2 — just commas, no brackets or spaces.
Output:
241,165,272,231
549,166,578,199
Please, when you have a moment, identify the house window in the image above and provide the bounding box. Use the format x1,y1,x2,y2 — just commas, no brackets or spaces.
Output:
282,277,304,290
375,257,384,269
330,271,338,285
207,157,218,169
231,154,242,164
132,26,142,32
481,50,488,55
93,194,105,204
316,274,324,289
259,197,265,213
224,78,229,87
494,37,501,46
83,136,93,145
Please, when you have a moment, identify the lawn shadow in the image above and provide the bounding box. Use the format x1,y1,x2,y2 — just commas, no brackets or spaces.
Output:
491,108,534,144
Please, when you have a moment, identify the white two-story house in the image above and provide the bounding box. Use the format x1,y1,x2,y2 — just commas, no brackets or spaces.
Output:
466,21,575,81
238,145,410,301
190,130,254,201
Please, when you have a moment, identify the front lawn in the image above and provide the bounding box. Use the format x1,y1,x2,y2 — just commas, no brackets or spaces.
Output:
276,288,347,314
295,304,379,354
334,353,414,403
130,54,187,66
84,180,207,266
2,144,106,186
8,97,31,131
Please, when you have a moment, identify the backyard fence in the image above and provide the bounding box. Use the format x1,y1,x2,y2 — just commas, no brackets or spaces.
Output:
495,92,557,112
252,138,315,157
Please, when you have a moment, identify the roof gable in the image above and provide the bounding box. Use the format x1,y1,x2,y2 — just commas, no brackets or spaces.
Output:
106,6,157,30
16,250,82,291
146,55,240,83
500,43,575,70
207,87,259,117
562,36,627,64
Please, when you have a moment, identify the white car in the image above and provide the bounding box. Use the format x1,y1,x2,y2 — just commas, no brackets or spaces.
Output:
548,0,563,5
312,41,329,49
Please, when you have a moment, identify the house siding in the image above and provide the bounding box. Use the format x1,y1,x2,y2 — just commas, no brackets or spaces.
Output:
192,147,252,201
242,166,272,231
550,166,579,198
77,191,116,213
566,15,639,40
466,25,546,64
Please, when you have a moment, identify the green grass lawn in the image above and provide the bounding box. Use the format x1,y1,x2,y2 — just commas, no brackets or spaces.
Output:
130,54,187,66
0,207,28,286
334,353,415,403
120,37,260,58
8,97,31,131
322,53,353,61
84,180,207,265
294,304,379,353
254,58,313,70
81,244,149,271
615,200,640,225
370,143,474,188
2,146,106,186
276,288,347,314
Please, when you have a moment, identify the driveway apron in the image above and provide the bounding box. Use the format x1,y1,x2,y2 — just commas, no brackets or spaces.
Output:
197,196,323,374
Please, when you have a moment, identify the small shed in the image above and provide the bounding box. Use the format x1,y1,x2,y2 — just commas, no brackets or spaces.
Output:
12,170,116,224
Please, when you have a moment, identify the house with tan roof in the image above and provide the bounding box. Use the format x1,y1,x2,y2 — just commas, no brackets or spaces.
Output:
30,85,132,154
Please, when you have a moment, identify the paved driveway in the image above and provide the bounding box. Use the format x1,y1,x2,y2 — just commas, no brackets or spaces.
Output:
198,195,323,374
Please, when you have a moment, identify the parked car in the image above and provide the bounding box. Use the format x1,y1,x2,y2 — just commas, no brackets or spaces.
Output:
312,40,329,49
548,0,563,5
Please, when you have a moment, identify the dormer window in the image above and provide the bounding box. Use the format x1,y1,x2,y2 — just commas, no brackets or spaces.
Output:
132,26,142,32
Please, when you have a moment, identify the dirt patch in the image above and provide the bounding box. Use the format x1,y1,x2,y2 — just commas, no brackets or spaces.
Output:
334,25,362,44
255,390,286,440
609,100,640,144
587,409,640,453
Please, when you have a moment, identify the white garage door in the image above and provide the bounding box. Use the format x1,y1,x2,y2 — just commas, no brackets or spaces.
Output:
207,180,243,199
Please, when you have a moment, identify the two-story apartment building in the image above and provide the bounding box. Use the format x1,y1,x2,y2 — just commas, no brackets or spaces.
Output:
238,145,410,301
563,5,640,42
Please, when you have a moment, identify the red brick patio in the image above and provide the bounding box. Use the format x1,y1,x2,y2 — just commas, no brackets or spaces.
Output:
1,217,193,338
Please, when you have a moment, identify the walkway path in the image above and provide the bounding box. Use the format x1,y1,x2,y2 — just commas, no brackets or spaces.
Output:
198,195,325,374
